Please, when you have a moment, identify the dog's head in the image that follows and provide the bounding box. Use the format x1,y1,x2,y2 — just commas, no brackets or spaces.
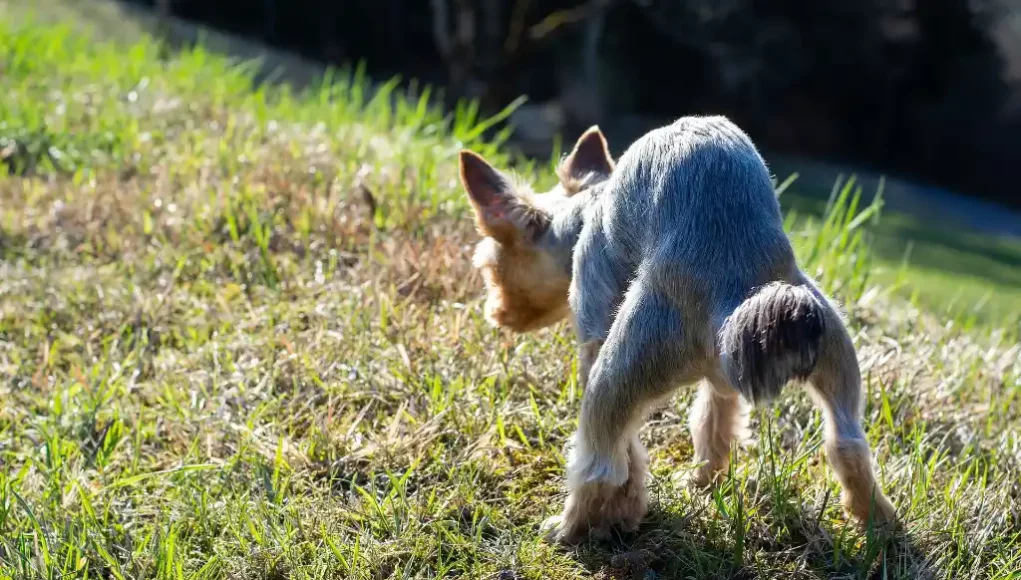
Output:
459,127,614,332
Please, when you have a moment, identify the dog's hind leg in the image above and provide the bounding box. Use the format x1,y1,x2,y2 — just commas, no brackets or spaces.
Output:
807,301,897,527
546,279,704,544
778,275,896,527
687,373,745,488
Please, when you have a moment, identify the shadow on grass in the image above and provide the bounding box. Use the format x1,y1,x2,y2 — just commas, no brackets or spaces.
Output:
559,503,936,580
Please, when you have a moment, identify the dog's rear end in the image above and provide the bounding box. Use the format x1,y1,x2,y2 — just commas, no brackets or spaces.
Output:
713,278,896,524
719,281,825,404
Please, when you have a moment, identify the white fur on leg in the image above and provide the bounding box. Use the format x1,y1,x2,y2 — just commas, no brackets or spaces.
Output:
546,432,649,544
566,427,630,490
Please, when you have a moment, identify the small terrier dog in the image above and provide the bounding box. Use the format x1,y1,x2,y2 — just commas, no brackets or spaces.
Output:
458,116,896,544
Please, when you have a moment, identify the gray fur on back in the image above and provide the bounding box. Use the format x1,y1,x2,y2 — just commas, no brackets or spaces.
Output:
543,116,799,333
720,283,825,403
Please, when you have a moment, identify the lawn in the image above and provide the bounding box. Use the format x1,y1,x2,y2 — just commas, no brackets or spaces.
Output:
777,190,1021,329
1,13,1020,580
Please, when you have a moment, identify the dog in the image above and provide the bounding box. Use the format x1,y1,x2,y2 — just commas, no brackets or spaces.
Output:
458,115,896,544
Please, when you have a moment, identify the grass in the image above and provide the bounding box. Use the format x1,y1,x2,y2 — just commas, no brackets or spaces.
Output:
778,189,1021,328
1,14,1020,580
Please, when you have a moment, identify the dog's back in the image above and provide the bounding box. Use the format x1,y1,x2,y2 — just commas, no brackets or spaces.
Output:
594,116,798,319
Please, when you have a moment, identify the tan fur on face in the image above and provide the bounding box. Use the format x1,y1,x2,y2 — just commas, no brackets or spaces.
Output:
459,129,613,333
473,237,571,332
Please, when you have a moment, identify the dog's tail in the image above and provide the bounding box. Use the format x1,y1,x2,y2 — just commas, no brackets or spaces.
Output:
719,282,826,403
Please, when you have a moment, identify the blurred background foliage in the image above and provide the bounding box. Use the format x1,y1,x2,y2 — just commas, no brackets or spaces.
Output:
129,0,1021,210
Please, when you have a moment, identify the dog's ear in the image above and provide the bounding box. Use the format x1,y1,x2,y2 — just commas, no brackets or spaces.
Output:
459,151,547,243
559,126,614,192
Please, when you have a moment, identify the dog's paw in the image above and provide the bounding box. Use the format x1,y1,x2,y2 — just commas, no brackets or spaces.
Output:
540,514,610,546
845,491,900,532
675,465,724,491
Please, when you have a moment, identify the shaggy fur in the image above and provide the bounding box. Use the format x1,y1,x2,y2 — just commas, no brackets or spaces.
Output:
721,282,826,403
457,116,897,545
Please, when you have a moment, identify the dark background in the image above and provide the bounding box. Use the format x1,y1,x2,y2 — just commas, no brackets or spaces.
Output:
131,0,1021,209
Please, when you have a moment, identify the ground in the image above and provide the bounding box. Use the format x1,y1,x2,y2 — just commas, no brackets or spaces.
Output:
1,7,1020,580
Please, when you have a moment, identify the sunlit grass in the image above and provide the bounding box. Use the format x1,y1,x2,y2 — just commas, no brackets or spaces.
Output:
1,17,1019,580
778,181,1021,328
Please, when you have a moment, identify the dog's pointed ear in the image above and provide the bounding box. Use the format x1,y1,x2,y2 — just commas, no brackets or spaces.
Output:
459,150,546,242
560,126,614,190
460,150,514,209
